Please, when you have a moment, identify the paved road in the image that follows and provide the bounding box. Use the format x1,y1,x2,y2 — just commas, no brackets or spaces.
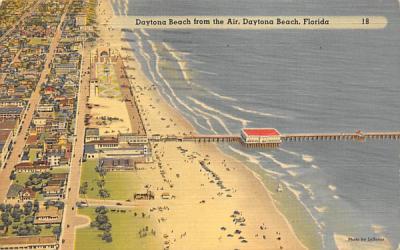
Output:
59,42,91,250
0,0,42,43
83,198,143,209
0,0,72,202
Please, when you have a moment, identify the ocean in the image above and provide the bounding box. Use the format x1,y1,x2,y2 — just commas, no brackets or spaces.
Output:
111,0,400,248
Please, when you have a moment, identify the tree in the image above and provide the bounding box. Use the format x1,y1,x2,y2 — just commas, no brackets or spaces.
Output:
95,206,108,214
33,226,41,235
98,222,112,231
33,200,39,212
5,204,12,212
24,215,34,224
102,231,112,242
9,171,16,180
99,189,110,199
96,179,105,189
95,214,108,224
54,201,64,210
95,164,106,177
79,182,88,195
1,214,11,227
52,226,61,237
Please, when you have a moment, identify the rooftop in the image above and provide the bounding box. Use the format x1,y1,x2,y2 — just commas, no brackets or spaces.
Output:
0,235,57,245
242,128,280,136
0,106,23,114
0,129,12,141
0,118,18,129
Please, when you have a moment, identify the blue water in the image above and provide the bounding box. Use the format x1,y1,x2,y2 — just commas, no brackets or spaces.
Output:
111,0,400,248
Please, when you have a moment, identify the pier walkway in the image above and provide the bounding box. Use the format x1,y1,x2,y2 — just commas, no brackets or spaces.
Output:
153,131,400,148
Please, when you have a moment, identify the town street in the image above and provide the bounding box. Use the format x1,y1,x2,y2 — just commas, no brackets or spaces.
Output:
59,41,91,250
0,0,73,202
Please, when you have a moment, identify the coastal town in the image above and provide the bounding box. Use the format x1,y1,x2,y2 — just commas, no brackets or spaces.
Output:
0,0,397,250
0,0,308,249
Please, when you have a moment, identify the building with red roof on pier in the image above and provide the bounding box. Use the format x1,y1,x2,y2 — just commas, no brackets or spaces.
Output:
240,128,282,145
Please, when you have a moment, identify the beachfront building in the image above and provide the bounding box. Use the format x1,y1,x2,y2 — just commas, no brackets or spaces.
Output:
240,128,282,146
99,158,136,172
85,128,100,142
118,133,149,144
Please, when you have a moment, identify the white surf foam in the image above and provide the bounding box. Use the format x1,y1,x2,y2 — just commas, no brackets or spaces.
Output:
299,182,316,200
140,28,150,37
228,146,260,165
198,70,218,76
328,185,337,191
162,42,192,84
302,154,314,163
262,168,286,177
192,107,218,133
259,152,299,169
281,180,302,200
233,105,288,119
279,147,301,157
314,206,328,213
207,90,237,101
123,0,128,16
188,97,249,127
134,34,212,132
161,42,238,104
287,170,298,177
149,40,196,114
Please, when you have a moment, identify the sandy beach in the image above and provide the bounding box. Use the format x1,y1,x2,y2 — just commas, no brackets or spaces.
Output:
90,0,310,249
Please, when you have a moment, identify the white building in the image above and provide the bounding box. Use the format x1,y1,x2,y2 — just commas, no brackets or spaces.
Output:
240,128,282,144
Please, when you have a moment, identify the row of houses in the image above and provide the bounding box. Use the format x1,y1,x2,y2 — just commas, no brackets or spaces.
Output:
0,1,71,171
0,0,96,249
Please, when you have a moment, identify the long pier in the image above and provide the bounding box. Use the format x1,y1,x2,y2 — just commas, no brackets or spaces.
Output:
154,131,400,148
281,132,400,142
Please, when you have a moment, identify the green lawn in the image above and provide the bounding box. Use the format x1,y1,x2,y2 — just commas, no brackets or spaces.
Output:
28,148,41,162
14,172,31,186
75,207,160,250
80,160,140,200
50,166,70,174
28,37,50,46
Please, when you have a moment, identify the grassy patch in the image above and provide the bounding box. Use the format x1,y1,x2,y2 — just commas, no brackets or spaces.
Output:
50,166,70,174
28,148,41,162
75,207,160,250
80,160,140,200
28,37,50,46
14,172,31,186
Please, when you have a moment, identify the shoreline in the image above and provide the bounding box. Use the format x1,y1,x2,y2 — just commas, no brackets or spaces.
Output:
95,0,322,249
